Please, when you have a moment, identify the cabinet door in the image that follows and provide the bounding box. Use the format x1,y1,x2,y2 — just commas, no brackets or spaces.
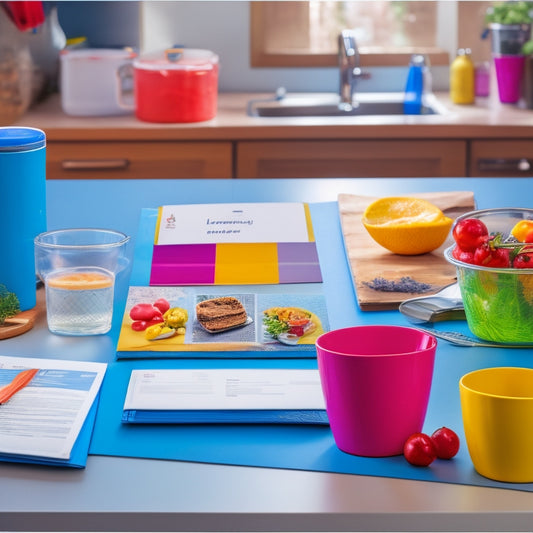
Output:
470,140,533,177
47,141,233,179
236,140,466,178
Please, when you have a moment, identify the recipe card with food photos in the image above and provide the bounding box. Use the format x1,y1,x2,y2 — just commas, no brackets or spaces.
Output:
116,285,330,358
149,203,322,286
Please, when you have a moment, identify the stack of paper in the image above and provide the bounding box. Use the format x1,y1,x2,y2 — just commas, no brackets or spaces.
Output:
0,356,106,468
122,368,328,425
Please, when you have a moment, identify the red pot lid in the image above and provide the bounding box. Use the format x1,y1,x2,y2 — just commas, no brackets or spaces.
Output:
134,48,219,71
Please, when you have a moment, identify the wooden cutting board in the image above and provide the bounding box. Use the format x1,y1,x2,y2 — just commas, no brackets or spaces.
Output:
338,191,476,311
0,287,44,340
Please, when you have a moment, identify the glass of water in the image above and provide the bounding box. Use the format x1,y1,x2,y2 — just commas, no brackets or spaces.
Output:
34,228,130,336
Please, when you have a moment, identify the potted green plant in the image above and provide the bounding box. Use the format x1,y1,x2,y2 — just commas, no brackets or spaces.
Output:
485,2,533,103
485,1,533,55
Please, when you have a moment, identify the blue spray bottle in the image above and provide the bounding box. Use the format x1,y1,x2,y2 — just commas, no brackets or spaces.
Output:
403,54,425,115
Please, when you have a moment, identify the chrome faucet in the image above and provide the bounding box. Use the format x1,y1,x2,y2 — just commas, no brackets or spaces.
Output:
338,30,370,109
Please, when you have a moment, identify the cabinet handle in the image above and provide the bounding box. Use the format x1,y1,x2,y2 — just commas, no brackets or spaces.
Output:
478,158,531,172
61,159,130,171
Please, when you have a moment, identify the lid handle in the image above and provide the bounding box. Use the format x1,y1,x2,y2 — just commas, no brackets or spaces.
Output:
165,47,184,62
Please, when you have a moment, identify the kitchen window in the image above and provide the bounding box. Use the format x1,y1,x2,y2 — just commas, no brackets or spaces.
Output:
251,1,492,68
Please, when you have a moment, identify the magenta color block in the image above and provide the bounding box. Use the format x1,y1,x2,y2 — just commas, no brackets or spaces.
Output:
316,326,436,457
277,242,322,283
150,244,216,285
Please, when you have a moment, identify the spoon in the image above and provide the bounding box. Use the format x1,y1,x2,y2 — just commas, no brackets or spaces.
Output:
413,325,533,349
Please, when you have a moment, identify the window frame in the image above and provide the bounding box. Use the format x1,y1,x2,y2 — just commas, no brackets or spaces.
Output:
250,1,489,68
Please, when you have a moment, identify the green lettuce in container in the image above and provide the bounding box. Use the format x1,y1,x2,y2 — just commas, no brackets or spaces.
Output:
445,207,533,344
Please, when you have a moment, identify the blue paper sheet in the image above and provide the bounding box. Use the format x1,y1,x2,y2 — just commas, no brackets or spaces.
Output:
89,202,533,492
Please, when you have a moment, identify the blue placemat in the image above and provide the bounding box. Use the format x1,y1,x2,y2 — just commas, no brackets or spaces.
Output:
89,201,533,492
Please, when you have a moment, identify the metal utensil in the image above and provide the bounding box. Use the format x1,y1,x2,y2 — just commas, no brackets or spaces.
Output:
414,325,533,348
399,283,465,323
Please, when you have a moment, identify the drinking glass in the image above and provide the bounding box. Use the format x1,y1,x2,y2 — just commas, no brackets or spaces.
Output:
35,228,130,335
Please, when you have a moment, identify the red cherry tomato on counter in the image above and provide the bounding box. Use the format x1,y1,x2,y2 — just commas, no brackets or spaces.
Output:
452,218,489,252
403,433,437,467
431,427,460,460
153,298,170,314
129,303,162,322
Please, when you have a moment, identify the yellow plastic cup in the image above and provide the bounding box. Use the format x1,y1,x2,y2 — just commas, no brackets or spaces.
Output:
460,367,533,483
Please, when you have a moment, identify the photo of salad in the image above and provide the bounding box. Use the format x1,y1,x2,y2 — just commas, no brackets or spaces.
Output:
262,306,322,345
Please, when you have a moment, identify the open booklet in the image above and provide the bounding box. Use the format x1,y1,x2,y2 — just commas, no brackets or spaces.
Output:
0,355,106,468
116,285,330,358
122,368,328,425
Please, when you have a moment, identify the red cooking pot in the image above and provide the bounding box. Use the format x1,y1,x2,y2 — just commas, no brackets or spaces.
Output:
131,48,219,123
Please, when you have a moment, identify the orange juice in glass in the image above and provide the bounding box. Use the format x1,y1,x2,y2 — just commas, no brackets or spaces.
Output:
35,228,130,336
45,267,115,335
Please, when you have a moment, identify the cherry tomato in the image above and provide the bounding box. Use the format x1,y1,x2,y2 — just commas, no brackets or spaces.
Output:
288,325,305,336
511,220,533,243
525,229,533,243
452,245,475,264
431,427,460,459
473,244,510,268
131,320,148,331
153,298,170,314
403,433,437,466
452,218,489,252
514,252,533,268
129,303,162,322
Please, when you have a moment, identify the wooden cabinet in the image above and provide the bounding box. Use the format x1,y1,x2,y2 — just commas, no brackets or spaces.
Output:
47,141,233,179
236,140,467,178
469,140,533,177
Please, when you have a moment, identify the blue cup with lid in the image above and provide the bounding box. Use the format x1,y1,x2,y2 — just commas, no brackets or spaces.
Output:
0,127,46,311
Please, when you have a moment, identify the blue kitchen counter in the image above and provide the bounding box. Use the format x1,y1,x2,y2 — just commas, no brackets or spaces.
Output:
2,177,533,532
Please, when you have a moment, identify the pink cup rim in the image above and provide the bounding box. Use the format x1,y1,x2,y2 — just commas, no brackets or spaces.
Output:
316,325,436,358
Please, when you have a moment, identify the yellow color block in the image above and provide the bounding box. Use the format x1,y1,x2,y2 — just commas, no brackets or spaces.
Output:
215,243,279,284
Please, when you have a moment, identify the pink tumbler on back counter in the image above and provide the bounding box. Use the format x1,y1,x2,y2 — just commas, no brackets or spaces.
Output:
494,54,526,103
0,127,46,310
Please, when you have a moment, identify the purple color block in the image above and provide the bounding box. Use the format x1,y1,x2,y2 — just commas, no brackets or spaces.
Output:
150,244,216,285
277,242,323,283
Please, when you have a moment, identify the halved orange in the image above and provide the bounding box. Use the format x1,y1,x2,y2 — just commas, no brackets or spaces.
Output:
47,270,113,290
362,197,453,255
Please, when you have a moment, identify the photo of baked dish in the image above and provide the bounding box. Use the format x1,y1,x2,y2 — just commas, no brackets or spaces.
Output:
262,306,322,346
196,296,252,333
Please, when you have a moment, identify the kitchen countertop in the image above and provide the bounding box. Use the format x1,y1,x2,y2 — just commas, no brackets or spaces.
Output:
14,92,533,142
3,177,533,533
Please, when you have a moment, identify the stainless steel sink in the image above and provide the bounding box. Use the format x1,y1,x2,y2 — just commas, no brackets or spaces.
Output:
247,92,447,117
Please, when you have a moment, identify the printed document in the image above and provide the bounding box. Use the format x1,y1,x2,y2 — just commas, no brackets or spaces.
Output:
156,203,312,245
124,368,326,411
0,356,106,460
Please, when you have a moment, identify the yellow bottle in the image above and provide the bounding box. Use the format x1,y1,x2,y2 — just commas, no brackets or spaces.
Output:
450,48,475,104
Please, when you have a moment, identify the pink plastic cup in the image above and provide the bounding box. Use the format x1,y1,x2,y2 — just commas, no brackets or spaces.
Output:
493,54,525,103
316,325,436,457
